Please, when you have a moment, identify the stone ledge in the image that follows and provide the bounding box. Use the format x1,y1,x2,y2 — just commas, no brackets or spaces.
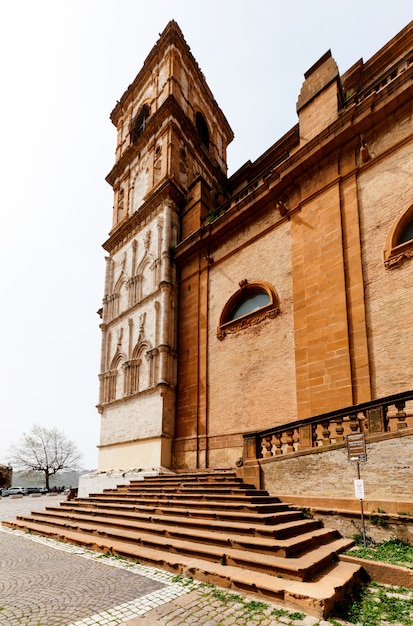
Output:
277,495,413,516
340,554,413,588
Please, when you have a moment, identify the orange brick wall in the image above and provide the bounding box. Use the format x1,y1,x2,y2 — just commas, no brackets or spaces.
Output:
208,217,296,439
176,255,202,440
340,167,372,405
299,83,339,144
291,177,353,418
171,25,413,470
358,114,413,397
174,206,297,468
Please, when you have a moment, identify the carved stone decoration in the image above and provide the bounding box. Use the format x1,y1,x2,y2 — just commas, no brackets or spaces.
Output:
384,249,413,269
217,307,280,340
117,327,123,347
144,229,151,250
154,159,162,184
138,312,146,335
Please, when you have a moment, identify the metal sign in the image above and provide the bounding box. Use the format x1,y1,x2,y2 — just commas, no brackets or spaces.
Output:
354,479,365,499
347,432,367,462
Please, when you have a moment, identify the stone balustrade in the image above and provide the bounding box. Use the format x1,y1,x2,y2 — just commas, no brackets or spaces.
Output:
243,390,413,462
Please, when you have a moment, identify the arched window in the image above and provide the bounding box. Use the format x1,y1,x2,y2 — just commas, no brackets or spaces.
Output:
384,204,413,269
227,290,270,321
217,280,280,340
130,104,150,144
397,220,413,246
196,112,209,150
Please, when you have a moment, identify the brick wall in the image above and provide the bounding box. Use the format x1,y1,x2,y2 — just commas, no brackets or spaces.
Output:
208,216,297,438
260,431,413,501
291,178,354,417
358,109,413,398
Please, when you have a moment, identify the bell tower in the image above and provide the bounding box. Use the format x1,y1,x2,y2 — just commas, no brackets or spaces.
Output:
96,21,233,473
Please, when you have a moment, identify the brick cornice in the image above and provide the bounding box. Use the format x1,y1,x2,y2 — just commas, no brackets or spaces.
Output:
174,76,413,264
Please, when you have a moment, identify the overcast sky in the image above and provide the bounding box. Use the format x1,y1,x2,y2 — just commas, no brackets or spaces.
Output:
0,1,411,470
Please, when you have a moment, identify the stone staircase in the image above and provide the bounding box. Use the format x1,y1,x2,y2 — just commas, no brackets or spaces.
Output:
2,471,361,618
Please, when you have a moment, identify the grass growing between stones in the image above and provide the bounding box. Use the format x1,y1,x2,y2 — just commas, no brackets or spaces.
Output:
347,538,413,569
331,581,413,626
200,584,305,622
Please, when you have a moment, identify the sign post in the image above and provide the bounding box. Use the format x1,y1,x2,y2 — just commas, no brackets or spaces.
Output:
347,433,367,547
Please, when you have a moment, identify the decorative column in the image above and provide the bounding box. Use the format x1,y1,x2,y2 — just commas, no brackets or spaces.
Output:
158,202,173,385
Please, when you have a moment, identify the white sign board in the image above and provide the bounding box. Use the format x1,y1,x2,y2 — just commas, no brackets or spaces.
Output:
354,479,365,499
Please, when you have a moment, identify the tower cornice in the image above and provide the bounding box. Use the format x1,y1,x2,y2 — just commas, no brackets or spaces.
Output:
106,93,229,188
102,178,184,254
109,20,233,144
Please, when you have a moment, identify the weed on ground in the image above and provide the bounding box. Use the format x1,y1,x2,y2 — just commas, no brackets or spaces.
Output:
347,538,413,569
200,584,306,622
332,581,413,626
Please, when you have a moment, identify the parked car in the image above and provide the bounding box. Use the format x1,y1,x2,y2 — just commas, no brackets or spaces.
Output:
23,487,42,495
7,487,25,495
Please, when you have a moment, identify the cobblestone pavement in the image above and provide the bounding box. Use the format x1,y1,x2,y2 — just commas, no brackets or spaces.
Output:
1,495,411,626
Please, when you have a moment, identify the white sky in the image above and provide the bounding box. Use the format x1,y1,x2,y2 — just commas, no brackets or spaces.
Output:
0,0,411,469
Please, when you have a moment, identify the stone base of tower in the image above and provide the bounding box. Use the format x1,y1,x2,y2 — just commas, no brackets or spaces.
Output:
97,435,173,472
79,436,174,497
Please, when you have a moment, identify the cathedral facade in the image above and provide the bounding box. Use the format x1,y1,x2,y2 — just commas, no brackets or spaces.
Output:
96,21,413,474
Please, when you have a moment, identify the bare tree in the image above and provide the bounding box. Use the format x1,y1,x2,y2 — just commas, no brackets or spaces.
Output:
9,424,82,491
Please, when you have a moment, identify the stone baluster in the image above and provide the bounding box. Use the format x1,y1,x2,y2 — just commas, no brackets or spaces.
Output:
293,427,300,451
358,412,367,433
349,413,359,432
335,417,344,443
321,421,331,446
315,423,324,447
273,433,282,455
285,429,294,453
261,435,272,458
394,401,407,429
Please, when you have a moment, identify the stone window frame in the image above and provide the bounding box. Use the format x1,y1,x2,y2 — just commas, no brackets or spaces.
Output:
384,203,413,269
130,103,151,144
195,111,209,150
217,279,280,340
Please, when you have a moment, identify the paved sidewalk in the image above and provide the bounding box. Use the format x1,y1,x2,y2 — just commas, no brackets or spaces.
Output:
1,496,191,625
1,495,410,625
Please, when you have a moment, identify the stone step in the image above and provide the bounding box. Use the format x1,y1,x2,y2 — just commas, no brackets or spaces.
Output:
78,494,288,512
4,515,352,582
125,478,255,487
36,504,320,538
1,517,360,618
15,509,336,557
144,471,239,482
113,484,264,495
90,490,282,504
59,498,304,524
1,471,361,617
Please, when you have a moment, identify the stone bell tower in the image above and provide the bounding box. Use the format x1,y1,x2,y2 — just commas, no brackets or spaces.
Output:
96,21,233,474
